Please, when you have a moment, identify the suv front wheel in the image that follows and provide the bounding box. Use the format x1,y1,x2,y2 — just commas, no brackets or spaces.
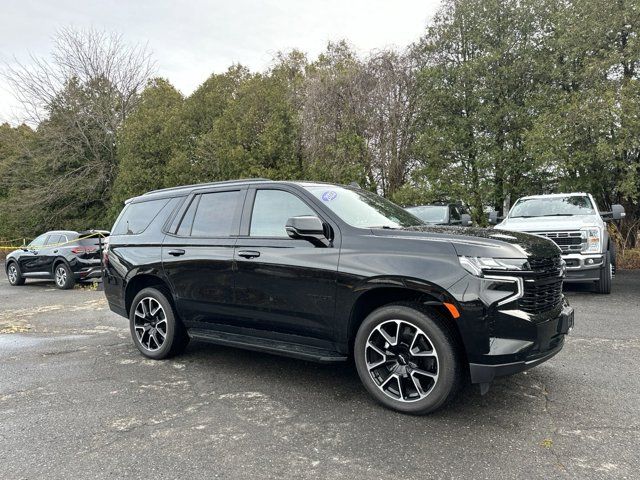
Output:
354,303,463,414
129,287,189,359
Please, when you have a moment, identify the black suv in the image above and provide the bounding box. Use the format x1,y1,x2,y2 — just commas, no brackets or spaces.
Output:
6,230,107,289
104,180,574,414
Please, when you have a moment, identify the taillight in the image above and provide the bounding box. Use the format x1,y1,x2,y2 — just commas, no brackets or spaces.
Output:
102,239,109,267
70,246,97,254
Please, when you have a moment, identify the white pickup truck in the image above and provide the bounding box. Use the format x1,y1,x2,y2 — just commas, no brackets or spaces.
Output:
493,193,625,294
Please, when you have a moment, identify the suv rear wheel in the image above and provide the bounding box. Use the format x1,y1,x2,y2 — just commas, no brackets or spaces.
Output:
7,262,25,286
129,287,189,359
54,263,75,290
354,303,463,414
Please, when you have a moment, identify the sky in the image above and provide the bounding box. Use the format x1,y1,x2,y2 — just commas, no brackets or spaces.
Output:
0,0,441,124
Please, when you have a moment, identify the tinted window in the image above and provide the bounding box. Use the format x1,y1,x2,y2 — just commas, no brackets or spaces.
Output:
112,198,170,235
29,234,48,249
191,191,241,237
449,206,461,221
176,197,198,236
250,190,315,237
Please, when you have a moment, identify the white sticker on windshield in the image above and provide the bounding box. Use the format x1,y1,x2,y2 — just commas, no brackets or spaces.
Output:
321,191,337,202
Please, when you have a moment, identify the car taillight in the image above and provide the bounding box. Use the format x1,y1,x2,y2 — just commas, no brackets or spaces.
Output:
70,246,97,254
102,240,109,267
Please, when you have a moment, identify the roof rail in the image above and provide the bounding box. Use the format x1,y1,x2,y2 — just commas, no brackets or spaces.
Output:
142,178,271,196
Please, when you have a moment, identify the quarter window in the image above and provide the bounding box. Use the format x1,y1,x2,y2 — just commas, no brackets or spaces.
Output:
113,198,170,236
250,190,315,237
190,191,241,237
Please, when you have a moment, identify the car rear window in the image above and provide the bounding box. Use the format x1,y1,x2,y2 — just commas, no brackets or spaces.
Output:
112,198,170,236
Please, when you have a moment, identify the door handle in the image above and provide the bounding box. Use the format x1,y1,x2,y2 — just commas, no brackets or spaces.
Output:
53,250,58,254
238,250,260,259
167,249,186,257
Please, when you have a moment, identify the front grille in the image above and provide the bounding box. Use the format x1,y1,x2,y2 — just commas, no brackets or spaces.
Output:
519,277,564,314
520,254,564,314
531,231,584,253
528,255,562,277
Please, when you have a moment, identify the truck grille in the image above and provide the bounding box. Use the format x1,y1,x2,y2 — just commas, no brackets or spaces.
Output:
531,231,584,253
520,254,564,314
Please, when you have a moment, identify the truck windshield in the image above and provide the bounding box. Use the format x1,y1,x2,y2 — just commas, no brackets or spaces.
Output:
406,205,448,224
509,196,595,218
304,186,424,229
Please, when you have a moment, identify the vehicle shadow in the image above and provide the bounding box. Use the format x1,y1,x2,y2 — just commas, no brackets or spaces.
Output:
181,339,546,421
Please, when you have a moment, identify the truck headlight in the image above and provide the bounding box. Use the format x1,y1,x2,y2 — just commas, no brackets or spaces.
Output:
458,256,529,277
580,227,601,253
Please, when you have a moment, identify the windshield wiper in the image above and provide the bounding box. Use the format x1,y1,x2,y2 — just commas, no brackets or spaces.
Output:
512,214,574,218
369,225,401,230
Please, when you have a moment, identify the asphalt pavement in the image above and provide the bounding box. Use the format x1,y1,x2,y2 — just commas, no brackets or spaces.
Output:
0,268,639,479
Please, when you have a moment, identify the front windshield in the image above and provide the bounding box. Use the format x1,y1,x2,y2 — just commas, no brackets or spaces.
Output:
509,196,595,218
304,186,424,228
406,206,448,224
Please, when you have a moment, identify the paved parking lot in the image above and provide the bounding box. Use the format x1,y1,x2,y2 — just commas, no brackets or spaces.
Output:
0,267,638,479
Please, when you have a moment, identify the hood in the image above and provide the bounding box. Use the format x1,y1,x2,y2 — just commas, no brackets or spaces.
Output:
497,215,602,232
371,225,561,259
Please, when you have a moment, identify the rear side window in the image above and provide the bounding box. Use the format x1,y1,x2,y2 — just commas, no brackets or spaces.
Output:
250,189,315,237
112,198,170,235
190,191,241,237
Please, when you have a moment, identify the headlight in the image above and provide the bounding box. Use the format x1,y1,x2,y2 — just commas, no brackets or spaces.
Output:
580,227,601,253
458,256,529,277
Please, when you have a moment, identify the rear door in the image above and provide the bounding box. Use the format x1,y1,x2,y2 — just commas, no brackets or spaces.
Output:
232,186,340,341
162,187,246,328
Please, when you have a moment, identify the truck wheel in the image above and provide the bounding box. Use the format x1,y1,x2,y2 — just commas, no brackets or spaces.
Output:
595,251,612,294
129,287,189,359
7,262,25,286
354,302,463,415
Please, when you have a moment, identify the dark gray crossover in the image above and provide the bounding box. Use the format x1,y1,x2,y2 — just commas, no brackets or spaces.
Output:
103,179,574,414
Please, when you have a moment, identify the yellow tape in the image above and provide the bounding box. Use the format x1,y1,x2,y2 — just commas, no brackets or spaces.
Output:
0,232,107,250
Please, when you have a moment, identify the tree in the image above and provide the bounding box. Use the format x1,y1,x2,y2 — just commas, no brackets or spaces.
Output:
1,27,154,232
110,78,184,214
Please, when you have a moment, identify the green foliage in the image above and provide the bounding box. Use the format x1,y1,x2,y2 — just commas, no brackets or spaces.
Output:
0,1,639,246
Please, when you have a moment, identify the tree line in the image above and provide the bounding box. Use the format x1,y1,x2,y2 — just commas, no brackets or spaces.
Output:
1,0,638,246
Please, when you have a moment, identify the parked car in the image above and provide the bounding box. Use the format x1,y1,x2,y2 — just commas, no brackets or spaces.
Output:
104,179,573,414
5,230,108,289
494,193,625,294
406,203,472,226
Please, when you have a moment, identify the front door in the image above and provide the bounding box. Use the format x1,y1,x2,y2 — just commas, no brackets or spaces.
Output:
162,188,246,328
233,187,340,342
18,233,49,275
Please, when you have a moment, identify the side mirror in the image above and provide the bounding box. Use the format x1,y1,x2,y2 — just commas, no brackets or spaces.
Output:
460,213,472,227
285,215,330,247
488,210,501,225
601,204,626,221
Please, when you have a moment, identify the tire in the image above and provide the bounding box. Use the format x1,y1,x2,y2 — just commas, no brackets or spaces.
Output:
594,251,612,294
354,302,463,415
6,262,25,286
54,262,75,290
129,287,189,359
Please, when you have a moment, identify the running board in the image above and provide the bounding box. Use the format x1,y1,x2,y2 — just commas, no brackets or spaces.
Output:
188,329,348,363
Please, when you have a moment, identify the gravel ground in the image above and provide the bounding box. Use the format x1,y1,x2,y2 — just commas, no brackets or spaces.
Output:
0,268,638,479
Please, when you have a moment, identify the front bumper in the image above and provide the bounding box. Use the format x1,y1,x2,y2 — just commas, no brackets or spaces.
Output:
469,304,574,384
563,253,603,282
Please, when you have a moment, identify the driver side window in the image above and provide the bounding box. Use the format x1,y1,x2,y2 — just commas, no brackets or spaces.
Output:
29,234,48,249
250,190,315,237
